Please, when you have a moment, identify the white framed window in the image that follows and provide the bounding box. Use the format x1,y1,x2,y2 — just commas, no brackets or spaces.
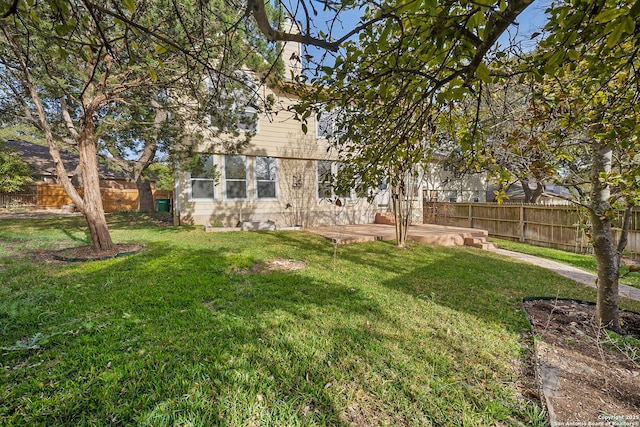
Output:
255,157,278,200
316,160,357,200
188,154,216,200
237,106,258,133
316,109,334,139
224,155,247,200
210,105,258,133
317,160,333,199
206,70,259,133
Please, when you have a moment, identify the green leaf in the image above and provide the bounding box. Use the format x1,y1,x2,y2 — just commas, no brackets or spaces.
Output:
476,62,491,83
622,15,636,35
594,8,627,23
155,44,169,55
567,49,580,61
547,50,564,68
606,21,627,48
123,0,136,14
148,67,157,82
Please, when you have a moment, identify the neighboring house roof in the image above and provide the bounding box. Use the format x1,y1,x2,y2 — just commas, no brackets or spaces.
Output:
486,183,571,203
4,139,128,181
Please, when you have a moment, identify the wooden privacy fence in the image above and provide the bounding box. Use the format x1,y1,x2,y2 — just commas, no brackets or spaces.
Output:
1,183,173,213
0,186,37,208
424,202,640,257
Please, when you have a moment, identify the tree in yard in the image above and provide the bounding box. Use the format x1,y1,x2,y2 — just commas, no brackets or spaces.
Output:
97,89,187,212
473,74,561,204
287,0,534,246
430,0,640,329
0,140,35,193
261,0,640,329
0,0,280,250
519,0,640,330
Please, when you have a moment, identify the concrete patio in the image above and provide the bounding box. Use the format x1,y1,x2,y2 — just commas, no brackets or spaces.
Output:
306,223,496,249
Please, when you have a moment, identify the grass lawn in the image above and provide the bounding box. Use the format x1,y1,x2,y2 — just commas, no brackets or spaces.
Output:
2,213,640,426
491,237,640,290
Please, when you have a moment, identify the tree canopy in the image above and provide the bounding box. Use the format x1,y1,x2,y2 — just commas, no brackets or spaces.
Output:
0,0,283,248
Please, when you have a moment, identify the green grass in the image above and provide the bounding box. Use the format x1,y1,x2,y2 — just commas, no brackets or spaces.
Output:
2,213,640,426
491,237,640,290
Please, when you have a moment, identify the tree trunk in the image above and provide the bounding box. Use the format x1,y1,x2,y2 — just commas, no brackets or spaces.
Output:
136,177,155,212
133,96,164,212
521,178,544,204
590,140,620,331
392,179,410,248
77,117,115,252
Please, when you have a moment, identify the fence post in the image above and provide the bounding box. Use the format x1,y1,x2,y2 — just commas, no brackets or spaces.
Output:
468,204,473,229
519,205,525,243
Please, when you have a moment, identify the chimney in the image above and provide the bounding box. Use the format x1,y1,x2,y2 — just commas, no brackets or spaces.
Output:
281,16,302,79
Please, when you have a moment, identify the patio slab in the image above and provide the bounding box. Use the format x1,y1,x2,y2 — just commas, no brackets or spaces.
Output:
306,223,489,246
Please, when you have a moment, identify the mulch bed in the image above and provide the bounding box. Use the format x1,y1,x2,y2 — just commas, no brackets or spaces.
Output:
50,244,144,262
523,299,640,426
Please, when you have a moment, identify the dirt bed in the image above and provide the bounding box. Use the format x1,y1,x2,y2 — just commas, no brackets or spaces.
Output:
523,299,640,426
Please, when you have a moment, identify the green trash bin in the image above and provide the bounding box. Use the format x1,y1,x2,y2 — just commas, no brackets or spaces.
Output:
155,198,171,212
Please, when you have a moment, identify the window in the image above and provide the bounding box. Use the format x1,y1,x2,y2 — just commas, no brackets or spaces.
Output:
206,70,259,133
210,105,258,133
448,190,458,203
189,154,216,200
316,161,357,199
255,157,277,200
224,155,247,200
316,109,334,138
236,106,258,133
316,160,333,199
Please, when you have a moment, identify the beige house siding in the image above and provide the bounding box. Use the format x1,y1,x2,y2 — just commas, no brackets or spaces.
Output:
176,155,377,227
175,35,419,228
176,82,380,227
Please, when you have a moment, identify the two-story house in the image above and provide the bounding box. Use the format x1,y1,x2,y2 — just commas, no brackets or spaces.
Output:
173,35,380,228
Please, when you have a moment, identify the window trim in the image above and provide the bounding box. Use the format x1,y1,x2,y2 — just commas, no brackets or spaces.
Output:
223,155,248,201
254,156,278,201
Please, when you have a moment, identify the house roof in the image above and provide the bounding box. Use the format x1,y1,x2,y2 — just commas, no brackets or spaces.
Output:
486,183,571,202
4,139,128,180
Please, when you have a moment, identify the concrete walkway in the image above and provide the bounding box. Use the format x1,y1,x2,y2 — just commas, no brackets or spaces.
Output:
494,248,640,302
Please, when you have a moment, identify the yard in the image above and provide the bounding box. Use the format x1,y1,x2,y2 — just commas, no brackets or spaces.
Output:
2,213,639,426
